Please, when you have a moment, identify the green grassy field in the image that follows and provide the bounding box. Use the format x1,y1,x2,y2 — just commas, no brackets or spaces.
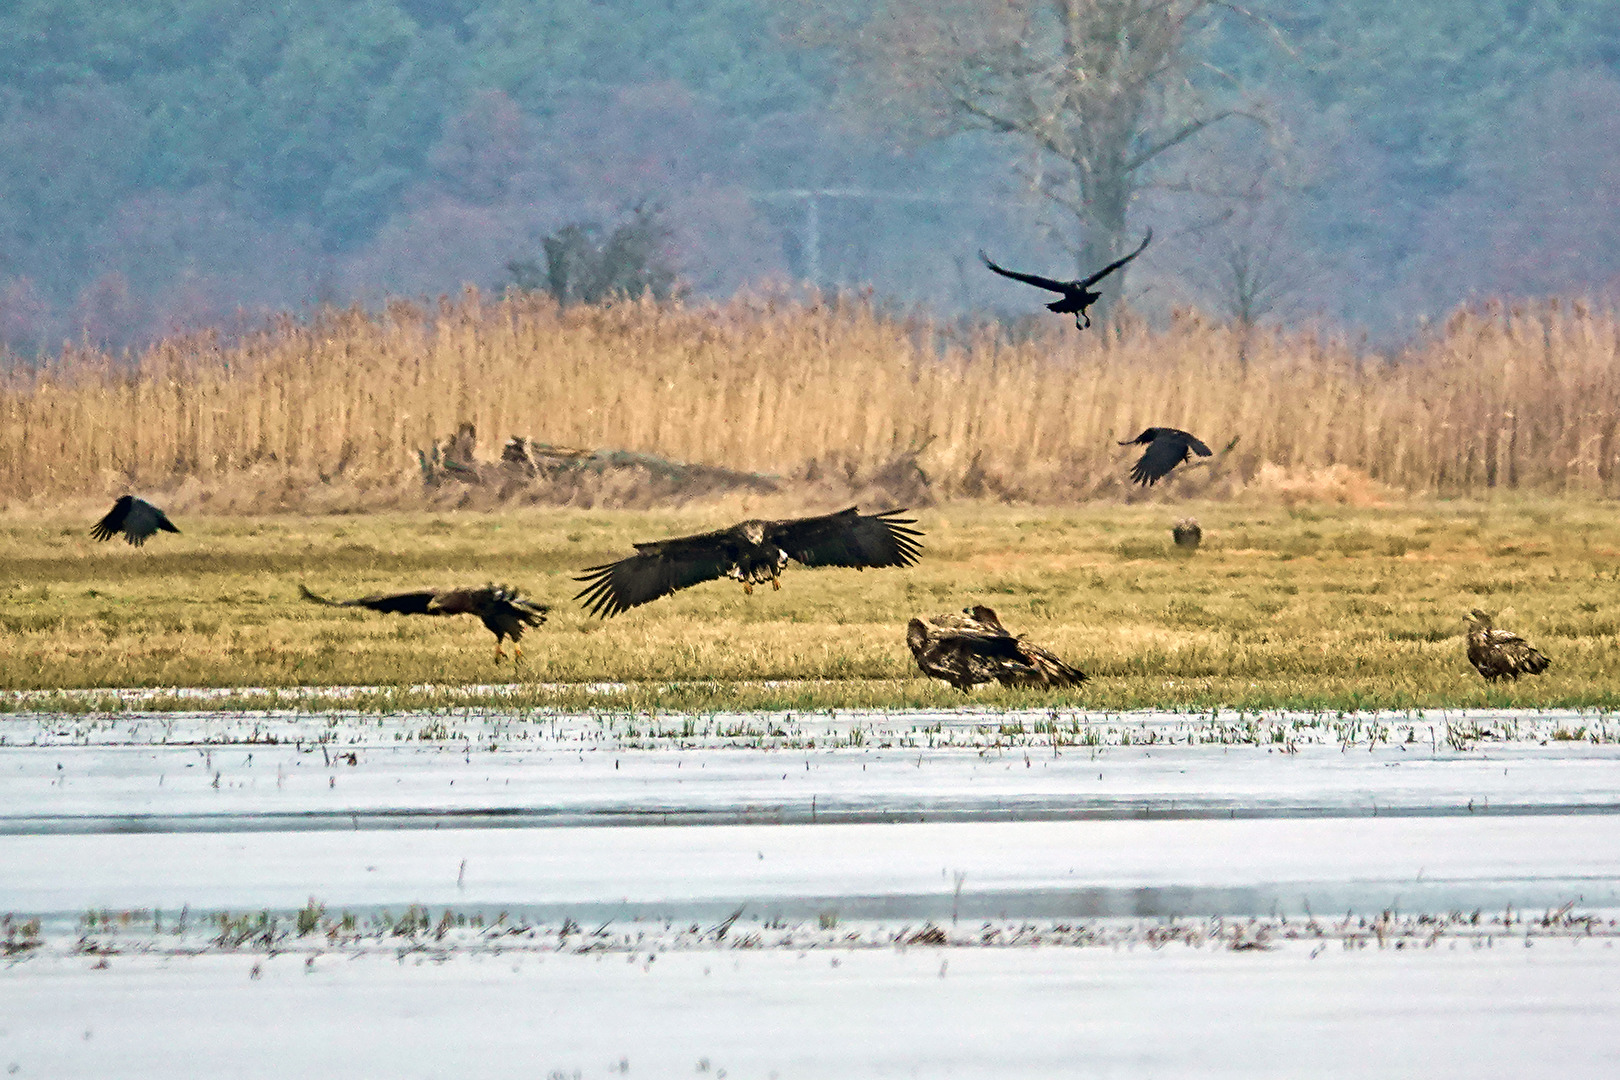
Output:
3,500,1618,712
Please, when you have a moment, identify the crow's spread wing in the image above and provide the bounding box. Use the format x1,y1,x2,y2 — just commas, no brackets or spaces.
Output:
979,252,1073,295
768,508,923,569
1128,435,1190,486
1078,229,1153,288
574,533,736,618
1181,430,1213,457
90,496,133,542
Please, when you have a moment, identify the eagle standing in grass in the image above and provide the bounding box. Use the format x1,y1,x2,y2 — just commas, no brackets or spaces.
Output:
979,230,1152,329
907,605,1087,692
1172,518,1202,550
91,496,180,547
1119,428,1212,486
575,507,923,618
299,584,548,662
1464,609,1550,682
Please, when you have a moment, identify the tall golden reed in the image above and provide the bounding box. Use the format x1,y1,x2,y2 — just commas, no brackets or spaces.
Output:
3,291,1619,507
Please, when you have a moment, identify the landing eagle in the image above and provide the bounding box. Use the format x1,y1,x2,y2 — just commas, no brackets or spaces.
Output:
575,507,923,618
1464,609,1550,682
907,605,1087,692
299,584,548,661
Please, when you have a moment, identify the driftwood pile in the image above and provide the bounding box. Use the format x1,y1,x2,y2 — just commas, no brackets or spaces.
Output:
416,424,780,505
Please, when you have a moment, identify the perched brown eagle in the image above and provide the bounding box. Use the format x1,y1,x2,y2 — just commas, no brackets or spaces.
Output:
907,605,1087,692
1464,609,1550,682
299,584,549,661
1119,427,1212,486
980,230,1152,329
575,507,923,618
91,496,180,547
1172,518,1202,550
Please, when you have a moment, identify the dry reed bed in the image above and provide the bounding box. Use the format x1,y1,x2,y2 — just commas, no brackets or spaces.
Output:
4,293,1620,509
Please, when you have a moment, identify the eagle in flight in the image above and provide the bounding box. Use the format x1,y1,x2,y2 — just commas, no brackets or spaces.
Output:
1119,427,1212,486
979,230,1152,329
575,507,923,618
907,605,1087,692
91,496,180,547
299,584,549,662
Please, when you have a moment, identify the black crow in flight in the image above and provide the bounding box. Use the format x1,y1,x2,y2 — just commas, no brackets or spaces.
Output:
980,230,1153,329
1119,428,1212,486
90,496,180,547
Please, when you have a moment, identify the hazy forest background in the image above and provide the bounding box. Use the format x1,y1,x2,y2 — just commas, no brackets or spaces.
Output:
3,0,1619,356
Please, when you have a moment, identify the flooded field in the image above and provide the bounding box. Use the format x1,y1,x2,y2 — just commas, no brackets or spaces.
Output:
2,706,1617,1077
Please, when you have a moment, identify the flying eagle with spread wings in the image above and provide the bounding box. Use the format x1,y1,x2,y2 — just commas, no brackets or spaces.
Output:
1119,427,1212,486
979,230,1152,329
299,584,548,662
907,605,1087,692
91,496,180,547
1464,609,1551,682
575,507,923,618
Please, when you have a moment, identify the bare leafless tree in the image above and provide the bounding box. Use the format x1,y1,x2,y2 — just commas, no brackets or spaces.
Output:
1159,118,1328,350
812,0,1264,325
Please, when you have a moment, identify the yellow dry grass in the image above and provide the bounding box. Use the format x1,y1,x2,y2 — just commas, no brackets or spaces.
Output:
4,293,1620,511
3,500,1618,711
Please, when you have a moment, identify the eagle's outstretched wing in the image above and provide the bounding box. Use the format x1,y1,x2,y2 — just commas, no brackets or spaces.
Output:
767,507,923,569
573,529,739,618
979,251,1071,295
1078,229,1153,288
299,584,438,616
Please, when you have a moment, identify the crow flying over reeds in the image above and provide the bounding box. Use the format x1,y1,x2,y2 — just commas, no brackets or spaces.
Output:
907,605,1087,692
90,496,180,547
299,584,548,662
979,230,1152,329
1119,428,1212,486
1464,609,1550,682
575,507,923,618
